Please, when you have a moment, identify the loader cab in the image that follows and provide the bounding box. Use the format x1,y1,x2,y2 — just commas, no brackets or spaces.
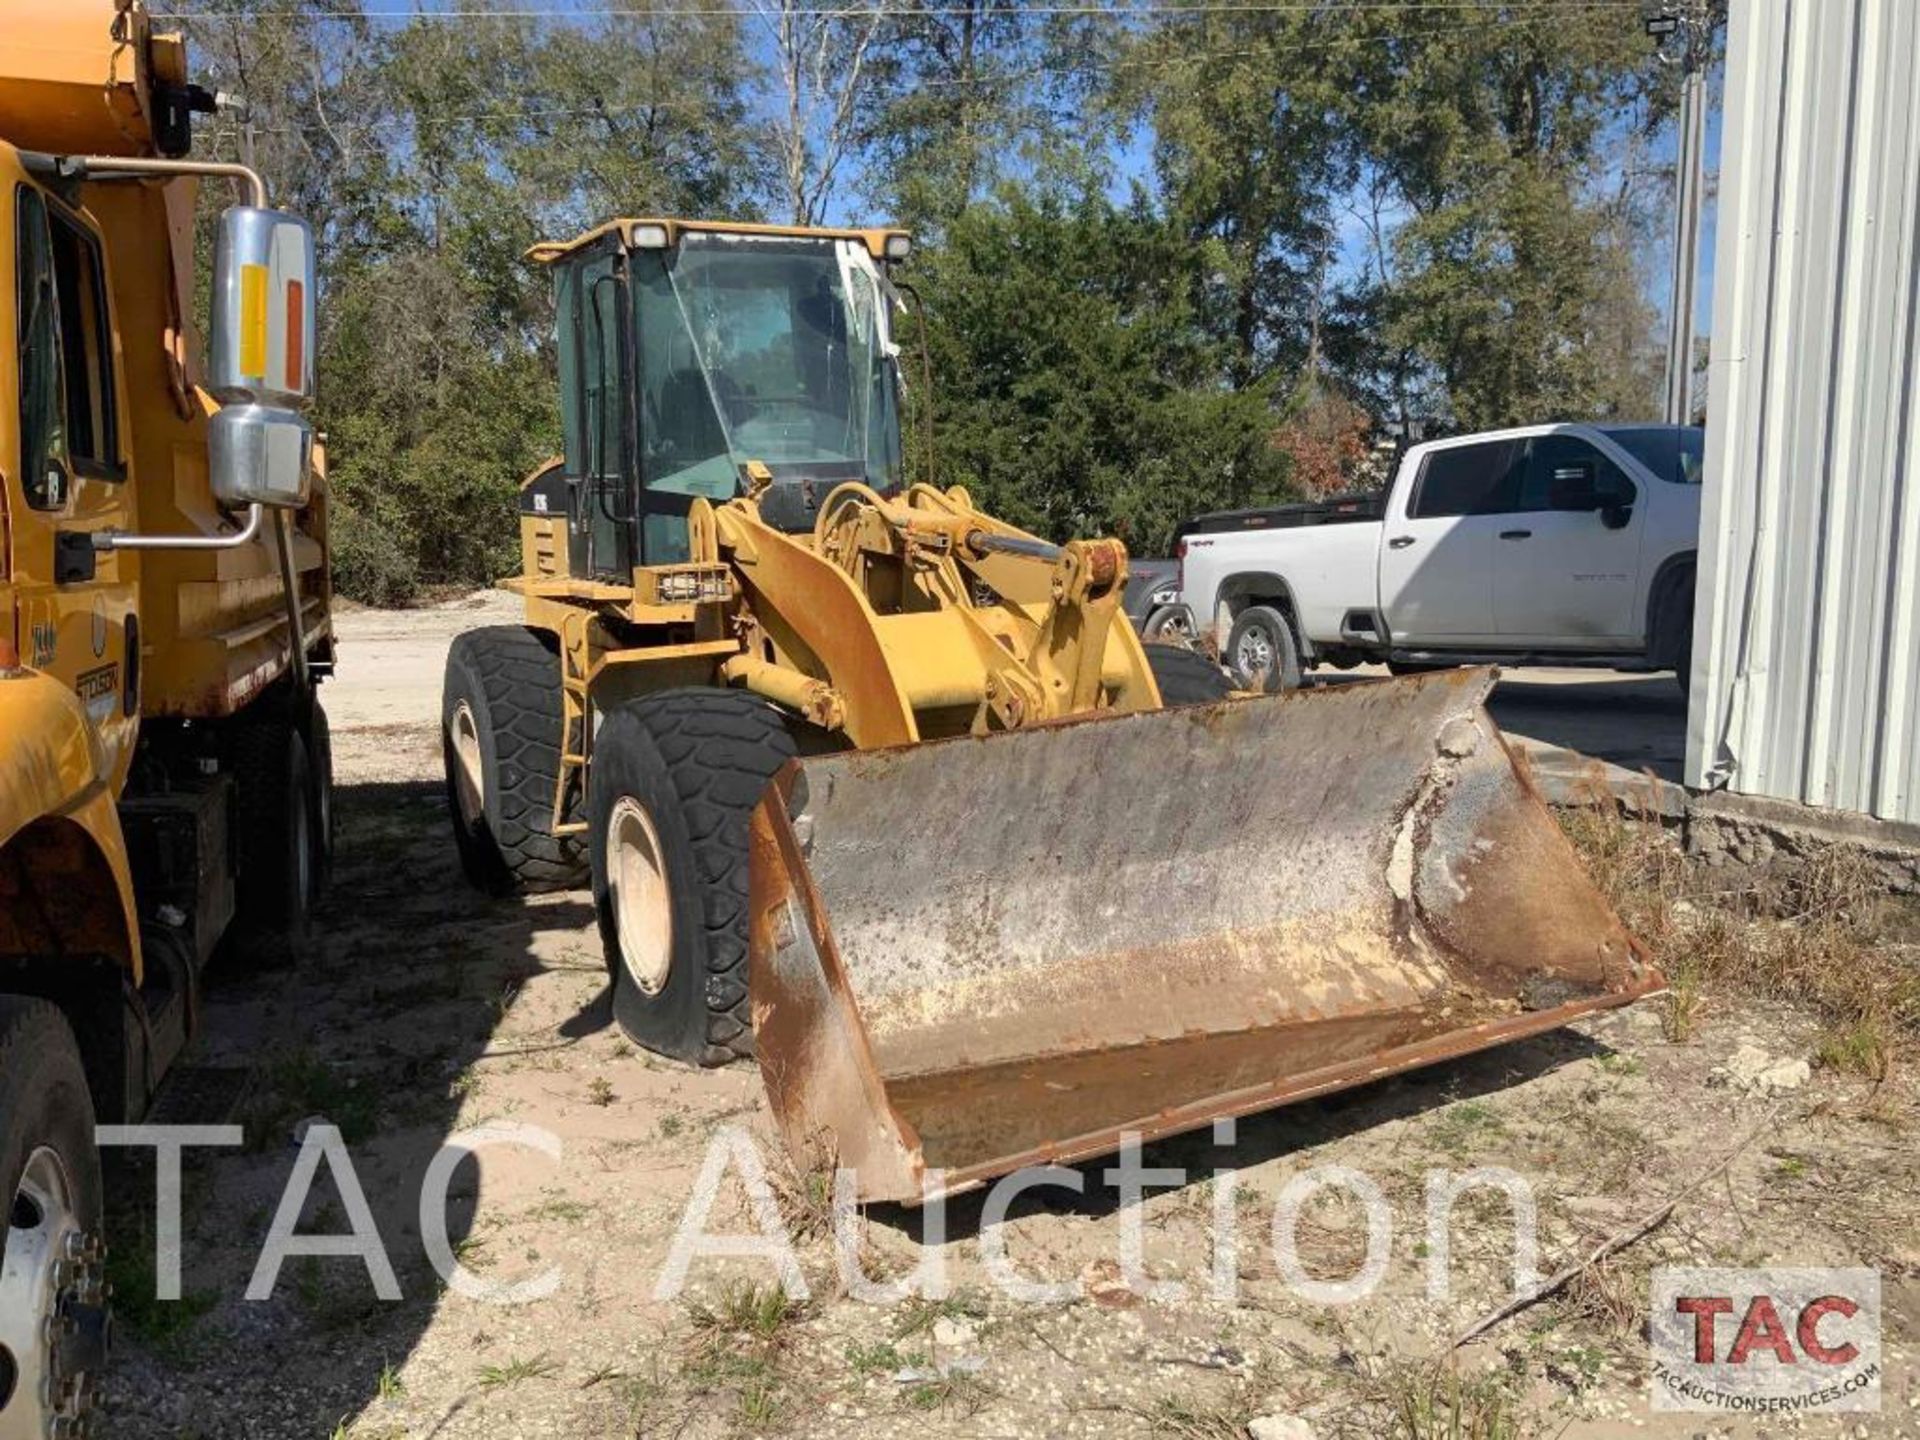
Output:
546,222,908,581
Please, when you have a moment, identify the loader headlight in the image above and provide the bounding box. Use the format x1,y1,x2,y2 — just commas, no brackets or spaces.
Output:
883,234,912,261
629,222,671,251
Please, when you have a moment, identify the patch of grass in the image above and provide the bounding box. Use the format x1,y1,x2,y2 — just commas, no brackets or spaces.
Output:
242,1051,380,1148
376,1360,405,1400
1430,1100,1506,1157
657,1111,685,1138
1563,806,1919,1066
845,1339,910,1376
683,1282,807,1431
477,1353,558,1388
103,1223,217,1351
1132,1394,1246,1439
587,1076,616,1107
1373,1360,1523,1440
687,1281,804,1343
528,1193,593,1224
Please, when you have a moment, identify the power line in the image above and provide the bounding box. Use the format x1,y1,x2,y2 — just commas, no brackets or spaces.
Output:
155,1,1642,22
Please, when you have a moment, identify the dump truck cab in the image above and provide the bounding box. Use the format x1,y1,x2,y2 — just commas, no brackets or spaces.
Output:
0,5,331,1431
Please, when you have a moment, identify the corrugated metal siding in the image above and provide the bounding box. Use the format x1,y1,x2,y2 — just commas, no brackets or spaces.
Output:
1686,0,1920,823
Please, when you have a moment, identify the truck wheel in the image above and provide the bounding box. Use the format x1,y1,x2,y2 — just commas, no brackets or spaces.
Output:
1146,645,1234,705
1227,606,1302,693
1141,604,1196,646
589,690,796,1067
442,626,587,895
0,997,108,1440
307,699,335,892
228,716,319,966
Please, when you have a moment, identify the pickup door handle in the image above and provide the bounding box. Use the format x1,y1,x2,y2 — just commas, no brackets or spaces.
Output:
1387,535,1416,550
1499,529,1533,540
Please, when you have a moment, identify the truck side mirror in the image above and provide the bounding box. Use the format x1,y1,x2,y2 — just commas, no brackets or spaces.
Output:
208,206,316,508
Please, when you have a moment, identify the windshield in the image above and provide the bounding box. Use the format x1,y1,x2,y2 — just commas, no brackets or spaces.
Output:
631,233,903,501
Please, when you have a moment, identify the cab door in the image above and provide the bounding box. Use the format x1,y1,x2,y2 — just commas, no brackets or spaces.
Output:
10,182,140,784
1377,436,1526,645
1492,430,1645,645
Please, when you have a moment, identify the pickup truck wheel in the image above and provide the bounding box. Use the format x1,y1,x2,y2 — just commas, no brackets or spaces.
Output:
1141,604,1196,646
1227,606,1302,694
589,690,797,1067
1146,645,1234,705
0,997,107,1440
442,626,587,895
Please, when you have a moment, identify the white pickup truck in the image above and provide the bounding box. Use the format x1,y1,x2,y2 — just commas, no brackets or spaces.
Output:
1176,423,1705,692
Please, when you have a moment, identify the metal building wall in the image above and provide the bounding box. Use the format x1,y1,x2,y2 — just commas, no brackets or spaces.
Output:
1686,0,1920,824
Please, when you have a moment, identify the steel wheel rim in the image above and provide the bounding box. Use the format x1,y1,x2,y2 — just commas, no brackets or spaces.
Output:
608,796,674,996
451,701,486,828
1234,625,1274,684
0,1146,94,1440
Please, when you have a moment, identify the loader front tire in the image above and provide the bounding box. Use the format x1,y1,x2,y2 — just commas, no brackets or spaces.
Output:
589,690,797,1067
443,626,587,895
1146,644,1235,705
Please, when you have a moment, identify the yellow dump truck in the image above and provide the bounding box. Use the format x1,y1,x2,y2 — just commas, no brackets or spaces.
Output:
0,3,329,1427
446,218,1660,1204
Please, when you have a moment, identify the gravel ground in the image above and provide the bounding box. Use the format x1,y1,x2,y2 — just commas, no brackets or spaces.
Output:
95,596,1917,1440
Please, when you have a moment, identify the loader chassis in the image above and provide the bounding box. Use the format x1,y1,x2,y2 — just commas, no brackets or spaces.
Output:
446,216,1659,1200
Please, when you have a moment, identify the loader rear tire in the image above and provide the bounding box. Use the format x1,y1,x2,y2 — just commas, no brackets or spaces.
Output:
443,626,587,895
1146,645,1235,705
589,690,796,1067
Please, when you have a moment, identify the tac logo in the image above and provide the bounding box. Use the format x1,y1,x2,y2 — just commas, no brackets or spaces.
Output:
1650,1267,1880,1413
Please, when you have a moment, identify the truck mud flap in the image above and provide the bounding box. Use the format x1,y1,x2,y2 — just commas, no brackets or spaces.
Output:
748,667,1660,1204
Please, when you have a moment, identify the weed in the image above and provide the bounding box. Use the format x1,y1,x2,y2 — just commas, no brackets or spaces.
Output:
1132,1394,1246,1439
529,1193,593,1224
1371,1360,1522,1439
845,1339,909,1376
477,1353,558,1388
587,1076,616,1107
900,1369,996,1417
242,1051,380,1148
376,1360,405,1400
658,1111,685,1138
688,1281,804,1343
683,1283,805,1432
1430,1100,1505,1157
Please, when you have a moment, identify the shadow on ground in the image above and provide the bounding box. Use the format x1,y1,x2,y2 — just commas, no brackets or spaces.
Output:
102,777,596,1438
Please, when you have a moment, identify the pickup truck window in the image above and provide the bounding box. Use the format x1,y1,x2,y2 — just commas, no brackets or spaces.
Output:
1518,434,1636,511
1409,439,1526,518
1607,425,1705,485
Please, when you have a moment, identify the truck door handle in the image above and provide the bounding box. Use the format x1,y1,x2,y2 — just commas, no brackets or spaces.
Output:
1387,536,1416,550
1499,529,1533,540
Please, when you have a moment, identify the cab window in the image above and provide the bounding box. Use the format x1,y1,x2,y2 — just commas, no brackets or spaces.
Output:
1409,439,1526,518
15,187,118,508
16,186,67,509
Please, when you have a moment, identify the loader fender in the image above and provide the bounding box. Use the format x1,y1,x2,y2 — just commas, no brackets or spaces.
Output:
0,671,140,978
749,666,1660,1203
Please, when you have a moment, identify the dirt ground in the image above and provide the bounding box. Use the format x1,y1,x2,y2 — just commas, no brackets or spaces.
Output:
99,596,1916,1439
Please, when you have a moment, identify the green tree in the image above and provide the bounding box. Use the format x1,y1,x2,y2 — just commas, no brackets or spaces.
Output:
912,186,1292,554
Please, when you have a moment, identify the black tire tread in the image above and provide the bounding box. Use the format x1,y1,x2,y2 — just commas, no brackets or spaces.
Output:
449,626,586,892
1145,644,1235,706
625,689,797,1064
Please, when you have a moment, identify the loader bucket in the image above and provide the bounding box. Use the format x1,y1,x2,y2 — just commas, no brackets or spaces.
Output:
748,667,1659,1204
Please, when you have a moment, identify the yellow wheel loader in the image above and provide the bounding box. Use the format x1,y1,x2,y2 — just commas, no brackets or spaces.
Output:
0,3,329,1425
446,217,1660,1203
